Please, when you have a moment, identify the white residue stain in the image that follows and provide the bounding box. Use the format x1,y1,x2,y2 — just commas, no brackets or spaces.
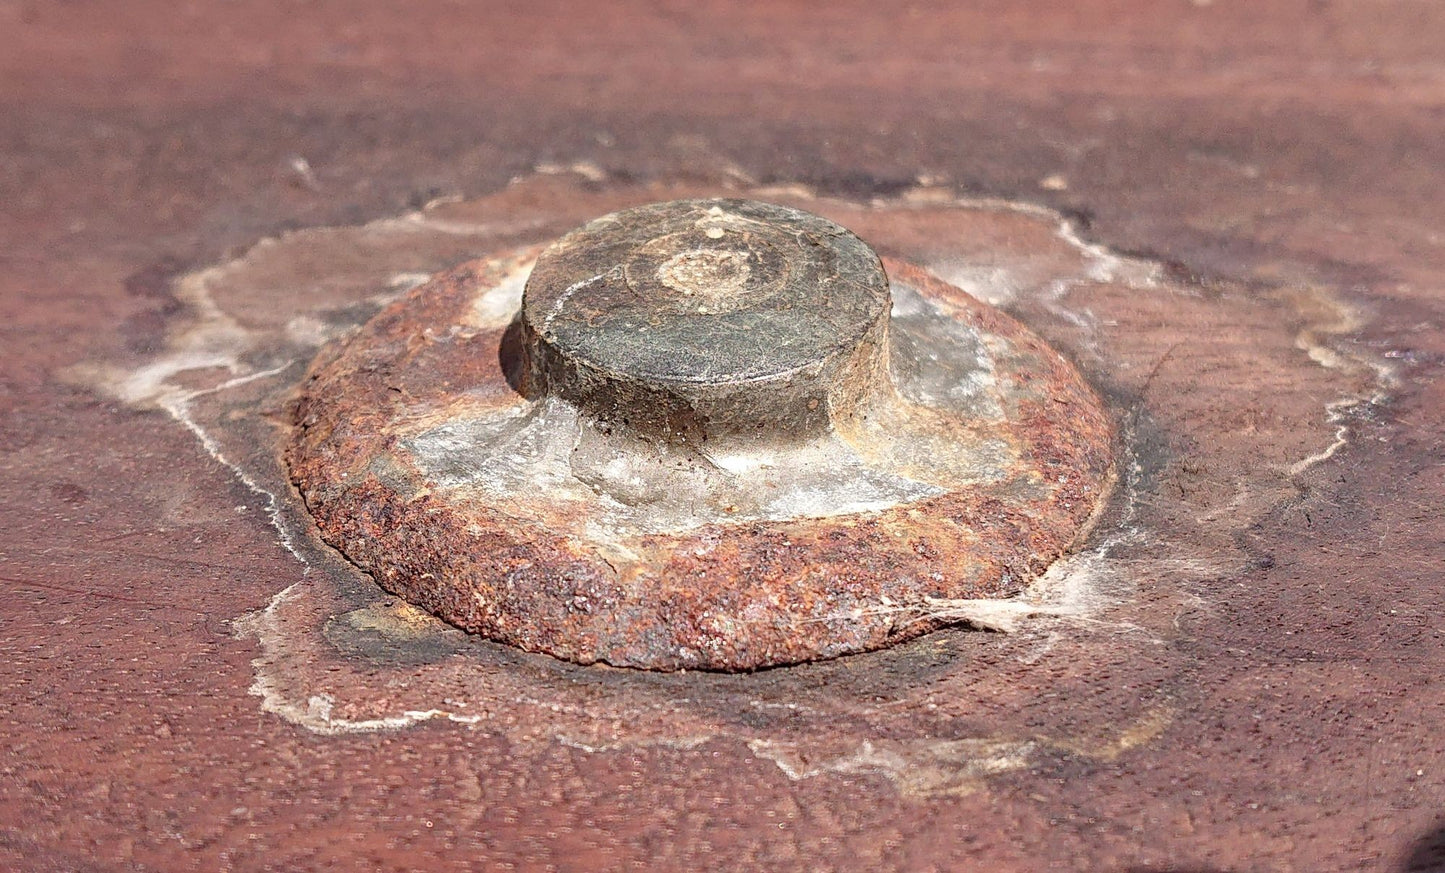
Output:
1286,286,1399,477
747,737,1039,799
465,260,533,329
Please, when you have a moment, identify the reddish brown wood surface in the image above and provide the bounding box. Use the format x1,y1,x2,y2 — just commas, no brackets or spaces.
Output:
3,2,1444,870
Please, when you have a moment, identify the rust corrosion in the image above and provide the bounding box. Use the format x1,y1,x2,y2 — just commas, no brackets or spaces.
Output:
287,234,1115,670
9,0,1444,864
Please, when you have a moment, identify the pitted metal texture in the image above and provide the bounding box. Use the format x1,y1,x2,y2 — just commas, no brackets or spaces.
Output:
287,201,1116,670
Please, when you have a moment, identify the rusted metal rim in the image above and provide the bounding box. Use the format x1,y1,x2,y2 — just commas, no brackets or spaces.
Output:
286,202,1116,671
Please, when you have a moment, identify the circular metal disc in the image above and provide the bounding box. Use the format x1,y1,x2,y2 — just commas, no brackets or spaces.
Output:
288,229,1115,671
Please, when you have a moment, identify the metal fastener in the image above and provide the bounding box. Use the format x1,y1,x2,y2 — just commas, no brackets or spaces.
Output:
288,198,1115,670
520,200,890,445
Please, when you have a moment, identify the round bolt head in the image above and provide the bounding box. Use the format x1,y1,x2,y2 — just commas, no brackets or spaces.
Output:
521,199,891,442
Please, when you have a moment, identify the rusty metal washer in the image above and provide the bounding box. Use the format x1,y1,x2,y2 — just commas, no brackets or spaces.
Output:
287,199,1115,670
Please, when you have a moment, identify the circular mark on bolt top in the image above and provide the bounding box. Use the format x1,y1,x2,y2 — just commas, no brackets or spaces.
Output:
655,248,753,303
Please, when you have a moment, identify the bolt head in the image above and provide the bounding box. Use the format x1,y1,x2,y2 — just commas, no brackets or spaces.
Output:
521,199,891,442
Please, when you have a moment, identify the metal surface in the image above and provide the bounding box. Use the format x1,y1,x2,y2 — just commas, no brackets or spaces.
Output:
286,197,1114,669
523,199,892,441
5,1,1445,870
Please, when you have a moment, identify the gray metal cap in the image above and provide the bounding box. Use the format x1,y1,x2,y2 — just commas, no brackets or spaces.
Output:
520,198,891,443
